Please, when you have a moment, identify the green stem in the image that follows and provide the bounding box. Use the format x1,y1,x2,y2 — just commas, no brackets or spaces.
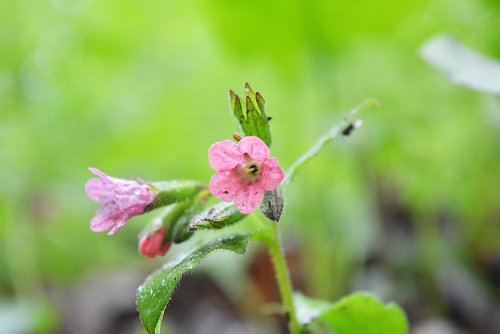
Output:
265,220,301,334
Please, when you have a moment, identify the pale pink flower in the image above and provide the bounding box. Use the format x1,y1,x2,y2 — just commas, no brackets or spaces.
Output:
85,168,155,235
138,228,171,258
208,136,284,214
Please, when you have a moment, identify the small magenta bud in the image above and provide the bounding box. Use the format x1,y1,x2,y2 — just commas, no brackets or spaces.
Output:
138,228,171,258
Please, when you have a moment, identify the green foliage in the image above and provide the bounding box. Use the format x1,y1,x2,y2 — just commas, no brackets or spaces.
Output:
142,187,212,244
2,1,500,332
188,202,246,231
317,293,409,334
295,292,409,334
136,234,253,334
135,90,393,334
170,191,211,243
140,201,192,238
230,83,272,146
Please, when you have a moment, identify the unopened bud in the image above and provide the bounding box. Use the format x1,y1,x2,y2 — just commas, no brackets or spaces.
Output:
138,228,171,258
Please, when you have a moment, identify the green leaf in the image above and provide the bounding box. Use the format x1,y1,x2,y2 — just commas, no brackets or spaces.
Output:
137,234,253,334
140,201,192,239
170,190,210,243
171,213,194,243
145,181,205,212
188,202,246,231
420,34,500,95
229,83,272,147
259,187,285,222
309,292,408,334
285,99,379,184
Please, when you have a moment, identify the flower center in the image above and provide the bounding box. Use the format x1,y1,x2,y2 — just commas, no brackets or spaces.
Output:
246,163,259,176
238,155,262,183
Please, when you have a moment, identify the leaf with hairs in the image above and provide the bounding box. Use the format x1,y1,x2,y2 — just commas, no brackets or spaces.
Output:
137,234,253,334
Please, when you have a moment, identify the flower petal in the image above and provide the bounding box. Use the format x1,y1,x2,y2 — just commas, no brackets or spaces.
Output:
234,183,265,214
85,178,114,203
139,236,157,258
209,171,241,202
238,136,270,162
113,182,154,211
261,157,285,191
88,167,111,181
208,140,242,171
107,219,128,235
89,202,125,233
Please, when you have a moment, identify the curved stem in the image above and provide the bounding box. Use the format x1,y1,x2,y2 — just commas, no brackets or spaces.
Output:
266,220,301,334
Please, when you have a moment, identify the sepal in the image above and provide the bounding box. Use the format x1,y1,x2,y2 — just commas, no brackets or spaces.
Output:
145,181,205,212
229,83,272,147
259,187,285,222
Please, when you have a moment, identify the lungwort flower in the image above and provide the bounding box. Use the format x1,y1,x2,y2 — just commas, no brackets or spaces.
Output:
208,136,284,214
85,168,155,235
138,228,171,258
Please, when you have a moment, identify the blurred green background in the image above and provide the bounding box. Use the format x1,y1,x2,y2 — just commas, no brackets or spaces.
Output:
1,0,499,333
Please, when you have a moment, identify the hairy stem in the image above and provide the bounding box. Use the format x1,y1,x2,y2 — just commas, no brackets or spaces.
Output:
265,219,301,334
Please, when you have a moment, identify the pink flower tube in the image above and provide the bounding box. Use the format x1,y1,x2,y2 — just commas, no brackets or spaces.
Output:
208,136,285,214
85,168,155,235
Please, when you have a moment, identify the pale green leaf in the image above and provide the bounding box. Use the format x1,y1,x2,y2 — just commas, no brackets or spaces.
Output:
316,292,408,334
421,34,500,94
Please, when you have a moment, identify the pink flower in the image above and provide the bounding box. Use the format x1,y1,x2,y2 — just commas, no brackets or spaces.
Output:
85,168,155,235
138,228,171,258
208,136,284,214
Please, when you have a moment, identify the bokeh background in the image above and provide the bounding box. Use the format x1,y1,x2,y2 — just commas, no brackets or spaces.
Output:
1,0,499,333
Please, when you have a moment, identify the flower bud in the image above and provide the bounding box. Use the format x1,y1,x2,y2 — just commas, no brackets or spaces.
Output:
138,228,171,258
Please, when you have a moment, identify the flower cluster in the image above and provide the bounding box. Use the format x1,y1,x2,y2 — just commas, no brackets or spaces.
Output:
85,135,284,257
